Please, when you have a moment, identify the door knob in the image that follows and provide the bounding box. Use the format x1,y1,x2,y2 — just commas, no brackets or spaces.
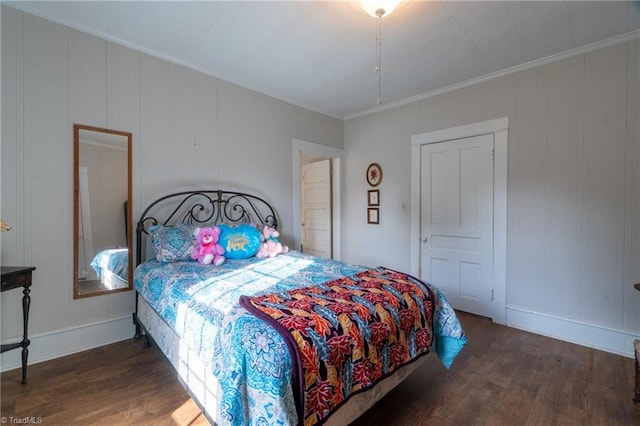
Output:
422,237,428,243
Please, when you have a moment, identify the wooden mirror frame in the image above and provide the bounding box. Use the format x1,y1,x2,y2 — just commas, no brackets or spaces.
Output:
73,124,133,299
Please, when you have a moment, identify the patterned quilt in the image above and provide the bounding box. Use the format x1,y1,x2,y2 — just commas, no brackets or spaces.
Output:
134,251,466,426
91,247,128,280
240,267,437,425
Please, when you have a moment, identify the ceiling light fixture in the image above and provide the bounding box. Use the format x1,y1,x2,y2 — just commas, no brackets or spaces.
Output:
360,0,403,105
360,0,403,19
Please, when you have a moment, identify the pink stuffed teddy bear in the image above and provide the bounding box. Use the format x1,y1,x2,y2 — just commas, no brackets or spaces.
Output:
256,225,289,259
191,226,225,265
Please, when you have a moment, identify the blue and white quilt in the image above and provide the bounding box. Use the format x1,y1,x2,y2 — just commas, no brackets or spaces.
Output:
91,247,128,281
134,251,466,425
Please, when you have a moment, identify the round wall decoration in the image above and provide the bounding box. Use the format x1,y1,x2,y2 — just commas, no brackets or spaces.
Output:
366,163,383,187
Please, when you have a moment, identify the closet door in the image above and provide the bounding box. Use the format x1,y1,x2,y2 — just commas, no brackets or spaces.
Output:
419,134,494,317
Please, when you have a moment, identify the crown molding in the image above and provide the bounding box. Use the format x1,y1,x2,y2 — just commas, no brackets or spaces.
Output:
344,29,640,121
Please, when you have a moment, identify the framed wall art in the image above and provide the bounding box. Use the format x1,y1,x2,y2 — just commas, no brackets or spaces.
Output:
367,207,379,224
366,163,383,187
368,189,380,206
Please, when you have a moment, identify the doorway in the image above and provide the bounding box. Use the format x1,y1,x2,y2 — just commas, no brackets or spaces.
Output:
292,138,343,260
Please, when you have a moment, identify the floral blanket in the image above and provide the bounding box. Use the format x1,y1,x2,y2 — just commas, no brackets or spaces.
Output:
240,267,438,425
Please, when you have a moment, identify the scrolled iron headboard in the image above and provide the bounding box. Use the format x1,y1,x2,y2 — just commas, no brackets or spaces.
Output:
135,190,278,266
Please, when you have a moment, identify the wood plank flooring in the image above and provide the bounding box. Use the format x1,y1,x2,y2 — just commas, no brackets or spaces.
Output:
2,312,638,425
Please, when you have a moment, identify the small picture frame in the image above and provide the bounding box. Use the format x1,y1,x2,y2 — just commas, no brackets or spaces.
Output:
368,189,380,206
366,163,383,187
367,208,379,224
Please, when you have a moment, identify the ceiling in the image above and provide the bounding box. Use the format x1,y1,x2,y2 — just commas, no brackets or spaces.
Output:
6,1,640,119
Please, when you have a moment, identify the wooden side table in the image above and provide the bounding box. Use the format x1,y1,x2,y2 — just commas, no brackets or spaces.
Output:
1,266,36,384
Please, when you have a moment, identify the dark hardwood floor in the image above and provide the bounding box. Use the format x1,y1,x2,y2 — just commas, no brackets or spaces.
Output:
2,312,638,425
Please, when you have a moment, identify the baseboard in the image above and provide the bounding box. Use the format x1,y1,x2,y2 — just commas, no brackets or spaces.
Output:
492,301,506,325
506,306,638,358
0,315,134,372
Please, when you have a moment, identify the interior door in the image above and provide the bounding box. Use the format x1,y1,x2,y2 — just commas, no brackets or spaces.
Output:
420,134,494,317
301,159,332,258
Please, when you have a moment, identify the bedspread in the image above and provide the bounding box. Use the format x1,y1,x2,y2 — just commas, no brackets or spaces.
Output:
91,247,128,280
134,251,466,425
240,267,437,425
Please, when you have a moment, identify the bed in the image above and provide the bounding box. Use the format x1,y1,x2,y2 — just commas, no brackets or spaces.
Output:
132,189,466,425
90,247,129,289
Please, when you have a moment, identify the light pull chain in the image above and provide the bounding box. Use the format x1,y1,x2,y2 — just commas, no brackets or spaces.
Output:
375,8,385,105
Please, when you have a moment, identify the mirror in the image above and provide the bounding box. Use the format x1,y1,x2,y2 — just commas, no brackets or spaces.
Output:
73,124,132,298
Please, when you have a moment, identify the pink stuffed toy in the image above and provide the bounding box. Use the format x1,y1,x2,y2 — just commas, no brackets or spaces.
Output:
256,225,289,259
191,226,225,265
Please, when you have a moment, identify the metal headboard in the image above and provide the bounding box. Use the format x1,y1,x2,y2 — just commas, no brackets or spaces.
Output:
135,190,278,266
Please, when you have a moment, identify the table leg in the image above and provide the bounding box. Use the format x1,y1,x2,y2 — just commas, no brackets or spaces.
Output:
21,287,31,384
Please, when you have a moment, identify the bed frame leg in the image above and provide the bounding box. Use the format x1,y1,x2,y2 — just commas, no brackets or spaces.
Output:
133,312,141,339
132,312,152,348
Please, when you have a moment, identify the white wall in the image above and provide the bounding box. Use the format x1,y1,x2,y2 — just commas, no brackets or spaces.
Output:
343,40,640,356
0,7,343,370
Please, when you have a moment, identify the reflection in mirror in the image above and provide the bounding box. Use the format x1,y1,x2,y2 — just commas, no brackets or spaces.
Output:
73,124,132,298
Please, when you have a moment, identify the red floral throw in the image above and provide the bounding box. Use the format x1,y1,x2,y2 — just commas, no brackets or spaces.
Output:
239,267,435,425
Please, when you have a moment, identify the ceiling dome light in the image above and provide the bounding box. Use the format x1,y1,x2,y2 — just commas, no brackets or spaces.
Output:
359,0,403,18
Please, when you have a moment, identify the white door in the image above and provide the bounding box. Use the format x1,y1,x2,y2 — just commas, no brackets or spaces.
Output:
301,159,332,258
420,134,494,317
